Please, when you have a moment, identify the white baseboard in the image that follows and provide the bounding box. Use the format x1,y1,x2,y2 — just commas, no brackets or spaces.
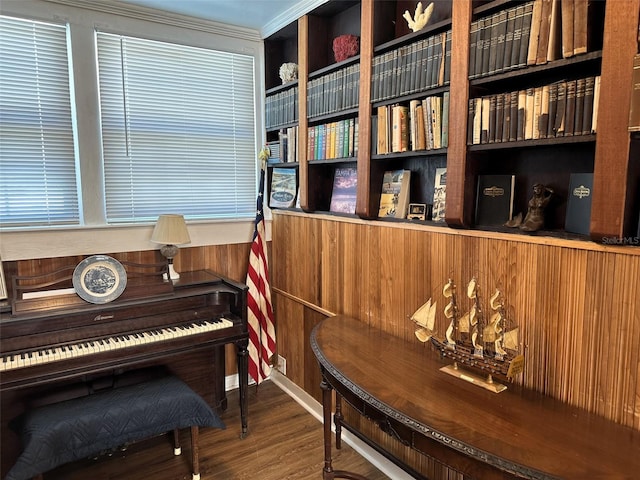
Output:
267,371,416,480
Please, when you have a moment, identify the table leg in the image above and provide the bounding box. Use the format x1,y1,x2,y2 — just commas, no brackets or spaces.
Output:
321,377,335,479
335,393,343,449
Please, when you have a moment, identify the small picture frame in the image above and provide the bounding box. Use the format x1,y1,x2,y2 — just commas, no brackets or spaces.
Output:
408,203,427,221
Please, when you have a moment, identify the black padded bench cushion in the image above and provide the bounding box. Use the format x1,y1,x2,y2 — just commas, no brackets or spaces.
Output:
6,376,225,480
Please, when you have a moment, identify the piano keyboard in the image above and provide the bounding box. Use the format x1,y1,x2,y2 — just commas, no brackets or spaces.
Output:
0,317,233,372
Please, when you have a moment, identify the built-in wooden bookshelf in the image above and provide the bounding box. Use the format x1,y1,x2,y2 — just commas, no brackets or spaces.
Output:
265,0,640,240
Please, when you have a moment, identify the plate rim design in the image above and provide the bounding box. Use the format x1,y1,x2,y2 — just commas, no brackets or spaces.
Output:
72,255,127,304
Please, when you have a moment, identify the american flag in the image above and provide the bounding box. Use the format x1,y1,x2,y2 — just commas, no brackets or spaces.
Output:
246,155,276,384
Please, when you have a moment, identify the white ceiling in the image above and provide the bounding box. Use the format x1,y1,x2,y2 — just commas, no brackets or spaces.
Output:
115,0,324,36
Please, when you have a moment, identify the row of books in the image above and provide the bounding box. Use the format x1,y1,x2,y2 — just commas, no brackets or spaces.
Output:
371,30,451,103
307,64,360,118
467,76,600,145
469,0,603,79
265,86,298,129
307,118,359,162
374,93,449,155
278,126,299,163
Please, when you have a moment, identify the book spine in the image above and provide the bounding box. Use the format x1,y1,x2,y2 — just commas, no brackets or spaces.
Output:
532,86,542,140
527,0,543,66
432,96,442,149
467,98,475,145
535,0,552,65
539,84,550,139
481,16,491,76
517,90,526,141
573,0,588,55
481,96,490,144
511,5,525,68
547,82,558,137
524,87,535,140
519,2,534,67
445,30,452,85
561,0,575,58
495,92,504,144
592,75,600,133
554,80,567,136
509,91,519,141
574,77,586,135
503,6,517,71
495,10,508,73
441,91,450,148
488,94,497,143
501,92,511,142
476,17,487,78
488,12,500,75
474,97,483,145
564,79,577,136
469,20,479,79
546,0,562,62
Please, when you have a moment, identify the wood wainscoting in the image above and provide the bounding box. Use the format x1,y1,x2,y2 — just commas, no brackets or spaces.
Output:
271,210,640,478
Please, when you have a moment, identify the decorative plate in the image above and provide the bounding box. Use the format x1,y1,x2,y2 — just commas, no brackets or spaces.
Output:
73,255,127,304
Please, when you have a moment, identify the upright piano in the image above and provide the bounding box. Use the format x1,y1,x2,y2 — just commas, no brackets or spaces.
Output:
0,266,249,477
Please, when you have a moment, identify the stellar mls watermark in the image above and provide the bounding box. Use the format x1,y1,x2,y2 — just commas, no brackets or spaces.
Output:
601,236,640,246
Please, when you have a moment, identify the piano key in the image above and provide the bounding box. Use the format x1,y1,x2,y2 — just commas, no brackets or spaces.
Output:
0,317,234,372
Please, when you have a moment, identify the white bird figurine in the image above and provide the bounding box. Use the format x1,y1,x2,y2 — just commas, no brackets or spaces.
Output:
403,2,434,33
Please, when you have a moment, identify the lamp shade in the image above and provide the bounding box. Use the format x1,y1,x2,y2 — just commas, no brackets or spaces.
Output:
150,214,191,245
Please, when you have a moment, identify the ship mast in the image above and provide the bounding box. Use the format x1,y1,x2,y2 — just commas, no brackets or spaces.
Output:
443,279,459,347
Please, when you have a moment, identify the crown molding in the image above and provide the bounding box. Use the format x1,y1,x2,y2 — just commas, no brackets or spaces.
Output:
44,0,262,42
261,0,328,38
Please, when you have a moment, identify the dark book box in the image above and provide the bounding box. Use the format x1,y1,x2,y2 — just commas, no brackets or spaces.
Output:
475,174,515,226
565,173,593,235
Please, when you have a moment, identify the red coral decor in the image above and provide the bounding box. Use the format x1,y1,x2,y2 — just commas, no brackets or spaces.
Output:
332,34,359,62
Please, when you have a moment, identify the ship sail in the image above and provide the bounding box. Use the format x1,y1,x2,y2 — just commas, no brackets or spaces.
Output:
502,328,519,350
443,280,457,346
412,298,437,342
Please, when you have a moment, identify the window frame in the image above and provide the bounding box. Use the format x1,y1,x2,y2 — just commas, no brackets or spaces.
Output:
0,0,267,260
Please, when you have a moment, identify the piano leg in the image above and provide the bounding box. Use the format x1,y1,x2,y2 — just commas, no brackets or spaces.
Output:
235,338,249,439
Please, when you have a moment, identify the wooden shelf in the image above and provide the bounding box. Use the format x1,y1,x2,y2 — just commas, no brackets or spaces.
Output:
265,0,640,240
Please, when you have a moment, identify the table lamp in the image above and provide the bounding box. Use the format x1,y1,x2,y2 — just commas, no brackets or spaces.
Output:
150,214,191,281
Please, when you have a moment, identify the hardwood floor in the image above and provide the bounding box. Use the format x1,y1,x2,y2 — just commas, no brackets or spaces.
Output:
46,380,390,480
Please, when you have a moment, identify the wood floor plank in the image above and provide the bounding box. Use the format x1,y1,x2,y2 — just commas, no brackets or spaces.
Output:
45,381,390,480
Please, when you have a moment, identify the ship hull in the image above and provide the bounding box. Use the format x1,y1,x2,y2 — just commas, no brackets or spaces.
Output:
430,337,523,382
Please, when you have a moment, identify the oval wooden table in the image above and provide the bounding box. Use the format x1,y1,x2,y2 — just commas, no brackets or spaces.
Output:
311,315,640,480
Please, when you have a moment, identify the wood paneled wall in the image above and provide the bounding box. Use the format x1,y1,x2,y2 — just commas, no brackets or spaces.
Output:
5,243,254,375
271,211,640,431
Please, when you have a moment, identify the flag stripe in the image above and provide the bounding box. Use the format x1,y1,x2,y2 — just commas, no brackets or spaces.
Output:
246,166,276,384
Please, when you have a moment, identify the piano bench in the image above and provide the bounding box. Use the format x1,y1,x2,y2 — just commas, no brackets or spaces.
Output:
6,376,225,480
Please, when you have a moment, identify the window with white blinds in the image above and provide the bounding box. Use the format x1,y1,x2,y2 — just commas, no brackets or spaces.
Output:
0,16,79,227
96,32,257,223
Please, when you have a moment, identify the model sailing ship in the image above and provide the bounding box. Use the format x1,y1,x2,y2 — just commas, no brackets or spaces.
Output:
412,278,524,392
